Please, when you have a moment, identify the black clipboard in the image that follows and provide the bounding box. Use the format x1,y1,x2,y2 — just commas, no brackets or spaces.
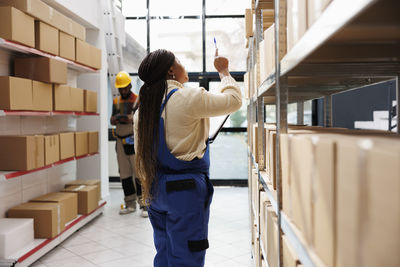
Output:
208,115,230,144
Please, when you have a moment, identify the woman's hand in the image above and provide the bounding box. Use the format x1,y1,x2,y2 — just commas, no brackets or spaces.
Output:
213,49,230,79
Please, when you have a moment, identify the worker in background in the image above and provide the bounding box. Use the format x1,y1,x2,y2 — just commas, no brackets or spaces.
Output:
133,49,242,266
111,71,148,217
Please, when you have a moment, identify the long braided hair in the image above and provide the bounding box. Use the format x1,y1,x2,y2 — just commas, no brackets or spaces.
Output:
135,49,175,202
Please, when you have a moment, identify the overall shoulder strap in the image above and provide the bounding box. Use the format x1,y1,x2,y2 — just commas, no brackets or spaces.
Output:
160,88,178,113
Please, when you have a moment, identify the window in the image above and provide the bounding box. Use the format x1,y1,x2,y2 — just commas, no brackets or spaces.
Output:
206,0,250,15
206,18,246,72
150,0,202,16
121,0,147,17
150,19,202,72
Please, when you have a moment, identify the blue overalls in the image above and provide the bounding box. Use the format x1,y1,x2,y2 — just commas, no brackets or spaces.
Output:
148,89,214,267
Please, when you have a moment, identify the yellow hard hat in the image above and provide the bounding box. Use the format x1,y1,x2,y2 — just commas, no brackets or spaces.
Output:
115,71,132,88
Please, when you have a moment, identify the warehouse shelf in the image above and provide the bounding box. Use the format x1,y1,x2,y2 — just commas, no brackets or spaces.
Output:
0,38,98,73
280,212,326,267
0,201,106,267
256,0,400,104
259,239,268,267
0,110,99,117
258,171,278,215
0,153,99,181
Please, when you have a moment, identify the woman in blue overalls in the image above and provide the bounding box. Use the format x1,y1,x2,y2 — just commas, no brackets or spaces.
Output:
134,49,242,267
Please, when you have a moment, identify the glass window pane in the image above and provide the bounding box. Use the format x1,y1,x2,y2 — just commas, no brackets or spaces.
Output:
122,0,147,17
150,0,202,16
206,18,246,72
304,100,312,125
265,105,276,123
206,0,249,15
288,103,297,124
150,19,202,72
210,132,248,180
209,81,247,128
124,20,147,73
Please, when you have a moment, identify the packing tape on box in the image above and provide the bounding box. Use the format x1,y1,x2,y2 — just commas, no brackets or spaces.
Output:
57,204,61,235
72,185,86,191
356,139,373,267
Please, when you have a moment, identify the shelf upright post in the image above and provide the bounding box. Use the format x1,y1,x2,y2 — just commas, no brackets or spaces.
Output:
324,95,333,127
297,101,304,125
274,0,288,266
396,76,399,133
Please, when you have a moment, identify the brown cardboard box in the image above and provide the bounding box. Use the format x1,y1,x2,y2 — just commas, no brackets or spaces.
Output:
290,135,313,245
70,87,84,112
59,31,75,61
44,134,60,165
0,76,33,110
313,136,336,267
32,80,52,111
266,205,278,267
84,90,97,113
245,9,253,38
64,179,101,202
287,0,308,51
0,0,85,41
244,72,249,99
336,137,400,267
15,57,67,84
35,21,58,55
283,235,299,267
0,6,34,47
281,134,292,217
76,39,90,66
75,132,89,157
259,192,270,257
63,185,98,215
89,45,101,69
88,131,99,154
251,169,259,219
0,135,44,171
59,132,75,160
8,202,62,238
263,25,276,78
307,0,332,27
30,192,77,224
53,85,71,111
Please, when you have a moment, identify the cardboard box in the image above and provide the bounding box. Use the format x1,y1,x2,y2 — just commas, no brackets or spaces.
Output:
88,131,99,154
0,6,34,47
0,135,44,171
84,90,97,113
251,169,260,219
259,192,270,258
266,205,278,267
287,0,308,51
0,0,85,41
32,80,52,111
15,57,67,84
44,134,60,165
337,138,400,267
0,218,34,258
75,132,89,157
59,132,75,160
283,235,299,267
245,8,253,37
30,192,78,224
244,72,249,99
59,31,75,61
63,185,98,215
53,85,71,111
0,76,33,110
70,87,84,112
307,0,332,27
281,134,292,217
35,21,58,55
313,136,336,267
76,39,90,66
65,179,101,202
263,25,277,78
290,135,313,245
8,202,63,238
89,45,102,69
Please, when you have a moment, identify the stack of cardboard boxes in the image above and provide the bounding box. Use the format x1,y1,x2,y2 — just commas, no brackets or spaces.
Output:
244,0,333,99
7,179,101,239
0,131,99,171
251,122,400,266
0,0,101,69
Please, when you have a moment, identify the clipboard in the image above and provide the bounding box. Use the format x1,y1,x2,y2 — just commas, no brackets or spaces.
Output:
208,115,230,144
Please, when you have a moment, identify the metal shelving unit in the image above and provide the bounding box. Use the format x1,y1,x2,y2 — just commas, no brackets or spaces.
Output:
0,38,99,73
0,110,99,117
248,0,400,266
0,201,106,267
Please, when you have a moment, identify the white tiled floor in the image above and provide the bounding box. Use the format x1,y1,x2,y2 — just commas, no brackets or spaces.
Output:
31,187,252,267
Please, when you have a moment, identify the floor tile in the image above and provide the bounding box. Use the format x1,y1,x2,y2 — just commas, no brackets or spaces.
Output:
43,256,97,267
82,249,125,264
39,247,76,264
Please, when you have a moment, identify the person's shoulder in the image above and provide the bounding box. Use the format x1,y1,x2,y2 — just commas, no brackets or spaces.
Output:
129,93,138,102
